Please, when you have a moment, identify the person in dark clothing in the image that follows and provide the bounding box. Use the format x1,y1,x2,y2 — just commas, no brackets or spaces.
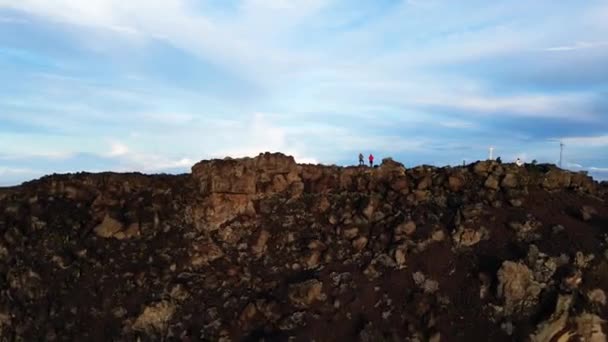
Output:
369,154,374,167
359,153,364,166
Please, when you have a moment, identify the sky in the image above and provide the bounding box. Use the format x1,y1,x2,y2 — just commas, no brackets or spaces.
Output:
1,0,608,186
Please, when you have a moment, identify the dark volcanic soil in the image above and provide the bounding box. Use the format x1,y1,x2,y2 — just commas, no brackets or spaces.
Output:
0,153,607,341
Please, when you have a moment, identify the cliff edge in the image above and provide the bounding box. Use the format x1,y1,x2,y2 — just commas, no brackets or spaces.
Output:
0,152,607,341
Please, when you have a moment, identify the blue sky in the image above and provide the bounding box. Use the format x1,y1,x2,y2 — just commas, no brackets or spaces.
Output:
1,0,607,185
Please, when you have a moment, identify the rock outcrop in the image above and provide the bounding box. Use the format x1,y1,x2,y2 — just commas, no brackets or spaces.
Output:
0,153,606,341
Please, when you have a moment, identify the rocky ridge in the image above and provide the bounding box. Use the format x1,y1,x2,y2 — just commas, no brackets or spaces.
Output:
0,153,607,341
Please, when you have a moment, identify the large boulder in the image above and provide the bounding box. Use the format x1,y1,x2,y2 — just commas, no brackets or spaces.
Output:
497,261,542,317
530,295,607,342
473,161,493,175
484,175,500,190
191,152,301,195
191,153,303,229
448,173,465,192
501,173,519,188
542,170,572,190
570,172,596,193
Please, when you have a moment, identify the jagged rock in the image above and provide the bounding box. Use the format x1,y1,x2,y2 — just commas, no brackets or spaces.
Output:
217,226,243,245
413,272,426,287
509,199,523,207
169,285,190,302
352,236,368,251
94,215,123,238
574,313,607,341
552,225,565,234
342,227,359,240
461,203,484,220
279,311,307,331
395,221,417,239
484,175,500,190
423,279,439,294
114,223,141,240
474,161,492,175
531,295,607,342
363,197,380,220
501,173,519,188
509,218,542,242
587,289,607,306
448,174,465,192
412,272,439,294
542,170,572,190
305,250,323,269
131,301,176,335
575,251,594,269
431,229,446,242
497,261,542,316
417,176,432,190
394,247,407,267
530,295,573,342
239,303,257,323
252,230,271,256
196,193,256,230
255,300,281,322
581,205,597,221
526,245,557,283
414,190,430,202
191,241,224,267
288,280,326,309
452,226,487,248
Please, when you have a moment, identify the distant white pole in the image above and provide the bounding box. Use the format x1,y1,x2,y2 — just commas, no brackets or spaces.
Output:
559,142,564,168
489,147,494,160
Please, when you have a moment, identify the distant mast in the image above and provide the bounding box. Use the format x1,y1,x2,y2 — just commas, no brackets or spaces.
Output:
489,147,495,160
559,141,564,168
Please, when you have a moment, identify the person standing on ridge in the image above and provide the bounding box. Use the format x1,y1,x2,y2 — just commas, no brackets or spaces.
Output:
516,158,523,167
359,153,364,166
369,154,374,167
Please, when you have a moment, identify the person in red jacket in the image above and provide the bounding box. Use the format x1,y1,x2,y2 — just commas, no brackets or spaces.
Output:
368,154,374,167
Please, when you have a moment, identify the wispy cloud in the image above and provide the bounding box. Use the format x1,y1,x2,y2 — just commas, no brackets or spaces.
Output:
0,16,27,23
561,135,608,147
544,41,608,52
0,0,607,183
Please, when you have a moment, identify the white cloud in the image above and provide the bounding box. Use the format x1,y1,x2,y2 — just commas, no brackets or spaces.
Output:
0,166,37,176
566,162,583,169
0,166,40,186
108,142,129,157
438,120,477,129
561,135,608,147
210,113,319,164
3,0,606,125
544,41,608,52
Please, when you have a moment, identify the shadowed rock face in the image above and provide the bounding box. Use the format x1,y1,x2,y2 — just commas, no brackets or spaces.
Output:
0,153,607,341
